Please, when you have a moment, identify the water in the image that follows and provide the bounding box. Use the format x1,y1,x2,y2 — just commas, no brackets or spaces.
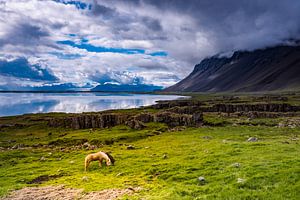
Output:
0,92,185,117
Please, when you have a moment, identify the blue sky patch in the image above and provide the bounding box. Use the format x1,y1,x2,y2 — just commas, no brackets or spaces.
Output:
57,39,167,56
148,51,168,57
53,0,90,10
58,40,146,54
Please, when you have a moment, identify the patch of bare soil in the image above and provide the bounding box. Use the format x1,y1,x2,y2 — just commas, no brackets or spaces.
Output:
1,185,138,200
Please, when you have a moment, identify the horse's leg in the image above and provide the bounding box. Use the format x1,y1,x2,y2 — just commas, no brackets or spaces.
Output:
98,159,103,168
85,160,90,171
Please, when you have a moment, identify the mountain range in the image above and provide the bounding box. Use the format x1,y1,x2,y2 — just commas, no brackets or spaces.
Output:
91,83,162,92
165,44,300,92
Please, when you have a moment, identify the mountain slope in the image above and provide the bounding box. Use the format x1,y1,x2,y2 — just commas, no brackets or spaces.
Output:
165,45,300,92
91,83,162,92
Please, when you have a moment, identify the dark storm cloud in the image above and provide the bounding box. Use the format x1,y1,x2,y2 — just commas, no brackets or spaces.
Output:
91,1,116,17
0,23,49,47
137,63,168,71
139,0,300,52
141,16,162,32
91,1,164,38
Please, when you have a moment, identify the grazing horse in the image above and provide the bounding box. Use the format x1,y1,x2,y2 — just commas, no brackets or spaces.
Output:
84,151,115,171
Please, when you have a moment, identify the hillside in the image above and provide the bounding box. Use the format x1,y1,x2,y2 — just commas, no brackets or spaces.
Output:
165,45,300,92
91,83,162,92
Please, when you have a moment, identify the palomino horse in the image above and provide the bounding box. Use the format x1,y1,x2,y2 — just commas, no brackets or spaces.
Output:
84,151,115,171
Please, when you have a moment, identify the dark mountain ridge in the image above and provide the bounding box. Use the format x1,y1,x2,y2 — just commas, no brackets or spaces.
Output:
165,44,300,92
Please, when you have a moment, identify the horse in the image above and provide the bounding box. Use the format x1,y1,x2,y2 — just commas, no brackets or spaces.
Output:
84,151,115,171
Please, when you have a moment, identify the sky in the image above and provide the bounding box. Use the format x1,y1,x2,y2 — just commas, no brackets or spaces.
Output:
0,0,300,90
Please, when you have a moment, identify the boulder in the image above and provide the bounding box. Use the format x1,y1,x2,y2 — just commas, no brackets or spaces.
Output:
125,120,146,130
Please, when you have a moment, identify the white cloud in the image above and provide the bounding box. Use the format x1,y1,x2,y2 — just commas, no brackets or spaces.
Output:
0,0,300,89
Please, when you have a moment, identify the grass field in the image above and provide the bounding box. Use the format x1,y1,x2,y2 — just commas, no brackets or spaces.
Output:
0,93,300,199
1,121,299,199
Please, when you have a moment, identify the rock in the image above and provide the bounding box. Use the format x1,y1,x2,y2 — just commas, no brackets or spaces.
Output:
48,113,132,129
83,142,90,149
69,160,74,164
81,176,89,182
133,113,154,123
203,103,298,113
127,145,135,150
232,163,241,168
116,172,124,177
40,157,46,161
48,109,204,130
288,124,296,128
198,176,206,185
247,137,258,142
202,136,213,140
11,143,25,149
237,178,245,183
125,120,146,130
154,112,195,127
88,145,97,150
278,122,285,128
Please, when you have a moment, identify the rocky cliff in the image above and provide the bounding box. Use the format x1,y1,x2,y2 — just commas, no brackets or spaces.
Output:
165,44,300,92
48,111,204,129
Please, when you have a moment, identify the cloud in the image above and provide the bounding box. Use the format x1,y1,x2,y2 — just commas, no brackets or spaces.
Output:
89,70,144,85
0,57,58,81
0,0,300,89
0,23,49,47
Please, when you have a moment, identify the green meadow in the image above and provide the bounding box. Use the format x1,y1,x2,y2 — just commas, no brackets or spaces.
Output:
0,93,300,199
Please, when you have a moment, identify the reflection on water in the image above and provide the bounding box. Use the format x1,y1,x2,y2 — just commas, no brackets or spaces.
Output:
0,93,185,117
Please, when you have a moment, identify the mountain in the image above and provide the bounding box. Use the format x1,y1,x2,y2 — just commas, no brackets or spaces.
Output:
0,83,86,92
165,44,300,92
91,83,163,92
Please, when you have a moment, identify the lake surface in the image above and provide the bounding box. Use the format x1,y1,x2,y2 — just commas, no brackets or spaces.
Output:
0,93,185,117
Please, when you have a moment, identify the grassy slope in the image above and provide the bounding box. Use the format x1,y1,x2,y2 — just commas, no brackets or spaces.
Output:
0,121,299,199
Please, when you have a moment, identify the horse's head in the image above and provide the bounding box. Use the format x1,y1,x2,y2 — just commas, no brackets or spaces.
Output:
106,159,112,166
104,152,115,166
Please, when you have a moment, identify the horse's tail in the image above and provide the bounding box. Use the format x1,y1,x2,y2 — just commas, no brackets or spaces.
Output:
105,152,115,165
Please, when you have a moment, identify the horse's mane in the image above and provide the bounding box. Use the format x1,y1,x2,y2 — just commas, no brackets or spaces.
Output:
104,152,115,165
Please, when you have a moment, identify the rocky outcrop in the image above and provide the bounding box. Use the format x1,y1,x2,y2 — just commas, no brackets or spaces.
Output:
165,106,202,115
125,119,146,130
153,112,203,127
48,111,204,129
48,113,132,129
220,111,300,119
151,101,300,113
152,100,202,109
202,103,300,113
